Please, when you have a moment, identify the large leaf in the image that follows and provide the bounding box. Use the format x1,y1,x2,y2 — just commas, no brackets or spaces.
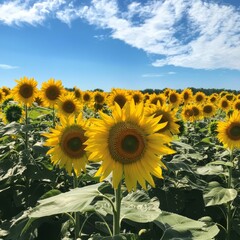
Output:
154,211,219,240
95,190,161,223
196,165,225,176
203,181,237,206
29,182,103,218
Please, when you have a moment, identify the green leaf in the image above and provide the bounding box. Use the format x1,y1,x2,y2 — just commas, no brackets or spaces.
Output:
154,211,219,240
203,181,238,206
95,190,161,223
208,160,233,167
120,190,161,223
196,165,225,176
29,182,103,218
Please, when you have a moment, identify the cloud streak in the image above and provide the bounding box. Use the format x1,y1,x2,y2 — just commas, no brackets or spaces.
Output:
0,64,19,69
0,0,239,70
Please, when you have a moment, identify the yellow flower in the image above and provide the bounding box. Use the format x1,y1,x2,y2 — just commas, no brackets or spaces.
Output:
12,76,38,106
168,90,182,108
202,102,216,118
3,104,24,124
233,99,240,111
194,91,206,105
145,102,180,137
40,78,65,107
146,93,166,106
43,114,88,176
82,91,92,105
56,93,82,118
85,100,175,191
219,97,231,112
107,88,130,108
129,90,144,105
217,111,240,150
181,88,193,104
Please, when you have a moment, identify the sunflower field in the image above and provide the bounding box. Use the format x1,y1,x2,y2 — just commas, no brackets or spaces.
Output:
0,77,239,240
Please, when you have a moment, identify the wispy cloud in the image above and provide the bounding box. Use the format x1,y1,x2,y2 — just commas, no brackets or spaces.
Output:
0,64,19,69
142,74,164,78
0,0,239,70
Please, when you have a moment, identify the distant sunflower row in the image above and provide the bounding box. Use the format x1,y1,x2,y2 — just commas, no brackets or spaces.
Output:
1,76,240,190
0,76,240,124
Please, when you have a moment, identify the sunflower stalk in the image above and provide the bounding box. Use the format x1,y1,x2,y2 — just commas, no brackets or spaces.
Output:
24,104,29,150
113,182,122,236
73,173,80,239
226,149,233,240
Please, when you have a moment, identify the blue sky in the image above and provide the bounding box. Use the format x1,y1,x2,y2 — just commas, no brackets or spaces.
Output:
0,0,239,92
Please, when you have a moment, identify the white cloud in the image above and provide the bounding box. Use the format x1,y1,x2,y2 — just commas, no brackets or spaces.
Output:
142,74,164,78
0,0,239,70
76,0,240,70
0,0,66,26
0,64,19,69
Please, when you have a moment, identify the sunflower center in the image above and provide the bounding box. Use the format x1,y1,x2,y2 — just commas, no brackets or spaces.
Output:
19,84,33,98
183,92,189,100
61,127,86,158
95,94,104,104
192,106,200,116
133,95,140,104
121,135,139,153
114,95,127,108
108,122,146,164
62,100,76,113
235,103,240,110
196,95,203,102
67,137,82,151
46,86,60,100
151,97,163,105
74,90,81,99
83,93,90,102
169,94,177,103
228,124,240,140
203,105,213,114
222,100,228,108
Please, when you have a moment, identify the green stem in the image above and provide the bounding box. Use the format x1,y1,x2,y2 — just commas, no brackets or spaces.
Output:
25,105,28,150
113,182,122,236
73,174,80,239
226,149,233,240
52,105,55,127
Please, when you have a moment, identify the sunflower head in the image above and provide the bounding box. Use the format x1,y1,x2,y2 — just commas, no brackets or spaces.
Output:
40,78,65,107
181,88,193,104
85,100,175,191
56,93,82,118
217,111,240,150
12,76,38,106
3,104,24,123
202,102,216,118
43,114,88,176
108,88,130,108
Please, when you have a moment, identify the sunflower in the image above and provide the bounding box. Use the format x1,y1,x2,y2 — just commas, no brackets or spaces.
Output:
181,104,203,122
129,90,144,105
168,90,182,108
0,89,5,104
1,86,11,97
3,104,24,124
219,97,231,112
11,76,38,106
145,102,180,137
202,102,216,118
73,86,82,101
181,88,193,104
146,93,166,106
233,100,240,111
56,93,82,118
42,114,88,176
82,91,92,106
194,91,206,105
225,93,235,102
208,93,219,104
107,88,130,109
217,111,240,150
40,78,65,107
85,100,175,191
